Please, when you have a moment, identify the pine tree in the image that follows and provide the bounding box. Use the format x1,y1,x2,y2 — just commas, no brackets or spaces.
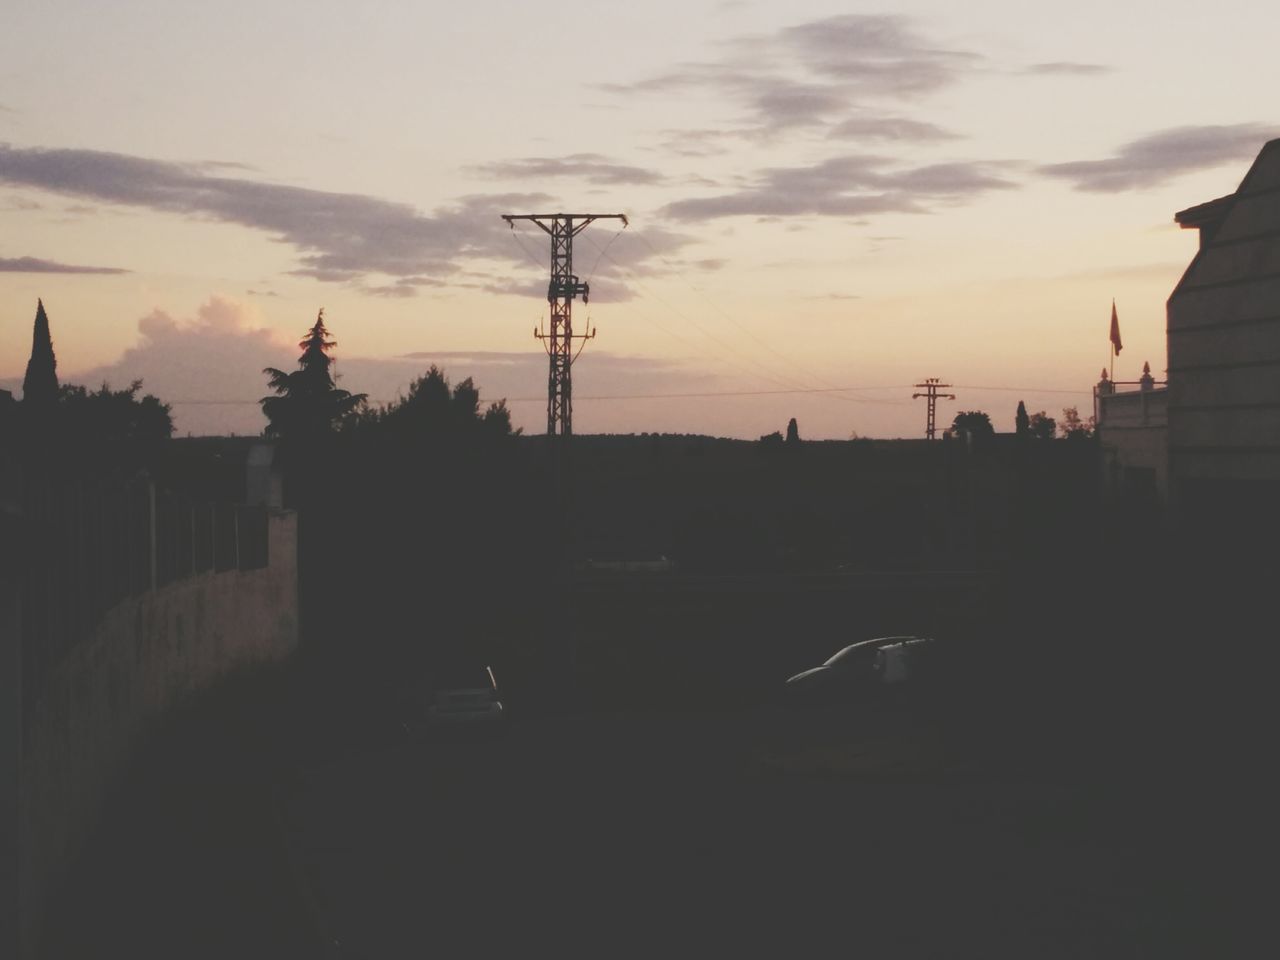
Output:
22,299,59,407
261,310,366,440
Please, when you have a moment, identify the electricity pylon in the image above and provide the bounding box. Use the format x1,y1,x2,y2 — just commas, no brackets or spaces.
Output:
912,378,955,440
501,213,628,437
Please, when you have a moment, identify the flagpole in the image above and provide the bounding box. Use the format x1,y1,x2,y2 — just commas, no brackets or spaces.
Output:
1109,298,1117,382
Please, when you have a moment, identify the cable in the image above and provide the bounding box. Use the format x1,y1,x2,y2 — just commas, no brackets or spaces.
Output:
585,228,625,285
581,234,894,404
590,232,904,406
167,382,1090,407
623,229,901,404
506,226,546,273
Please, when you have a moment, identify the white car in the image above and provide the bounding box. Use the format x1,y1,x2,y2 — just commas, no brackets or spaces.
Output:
873,637,935,684
784,636,937,700
425,664,506,728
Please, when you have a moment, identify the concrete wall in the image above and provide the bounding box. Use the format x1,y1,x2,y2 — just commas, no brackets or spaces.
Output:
18,510,297,958
1,461,22,960
1098,388,1169,503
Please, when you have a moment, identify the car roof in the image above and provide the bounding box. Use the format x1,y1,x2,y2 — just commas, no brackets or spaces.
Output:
430,663,495,685
824,636,924,664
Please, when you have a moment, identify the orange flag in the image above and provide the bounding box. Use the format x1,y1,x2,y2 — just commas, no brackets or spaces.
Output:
1109,300,1122,355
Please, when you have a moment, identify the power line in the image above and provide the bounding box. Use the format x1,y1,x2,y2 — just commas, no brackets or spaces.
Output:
595,230,906,407
165,382,1092,407
581,235,903,406
626,229,853,389
950,384,1092,395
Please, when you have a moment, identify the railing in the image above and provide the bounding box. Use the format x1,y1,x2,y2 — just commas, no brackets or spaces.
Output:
1097,386,1168,430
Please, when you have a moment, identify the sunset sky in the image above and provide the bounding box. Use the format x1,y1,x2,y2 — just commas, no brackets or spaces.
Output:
2,0,1276,438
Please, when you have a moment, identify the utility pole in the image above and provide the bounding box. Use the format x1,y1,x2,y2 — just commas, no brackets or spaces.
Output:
501,213,628,437
912,378,955,440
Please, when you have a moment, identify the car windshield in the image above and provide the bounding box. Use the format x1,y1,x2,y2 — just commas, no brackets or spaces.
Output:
823,641,880,666
433,665,494,690
823,637,921,666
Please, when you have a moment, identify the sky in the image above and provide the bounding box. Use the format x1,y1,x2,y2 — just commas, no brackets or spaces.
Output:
1,0,1276,438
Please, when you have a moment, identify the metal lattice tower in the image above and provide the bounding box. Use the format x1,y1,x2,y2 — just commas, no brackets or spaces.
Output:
912,378,955,440
501,213,628,437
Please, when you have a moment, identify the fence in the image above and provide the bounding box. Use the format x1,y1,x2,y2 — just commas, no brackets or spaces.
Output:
20,475,270,708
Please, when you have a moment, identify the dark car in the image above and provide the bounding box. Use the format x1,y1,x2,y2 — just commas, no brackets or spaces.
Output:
784,636,934,701
401,664,507,737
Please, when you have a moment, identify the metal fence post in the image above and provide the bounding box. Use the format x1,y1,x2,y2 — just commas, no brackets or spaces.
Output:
147,480,157,593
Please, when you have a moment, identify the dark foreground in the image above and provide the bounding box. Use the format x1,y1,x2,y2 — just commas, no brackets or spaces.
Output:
287,697,1210,959
45,559,1265,958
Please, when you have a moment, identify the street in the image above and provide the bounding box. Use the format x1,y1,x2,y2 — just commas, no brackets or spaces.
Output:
287,699,1202,958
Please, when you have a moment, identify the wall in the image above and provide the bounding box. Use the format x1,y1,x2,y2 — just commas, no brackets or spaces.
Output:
1,460,21,960
1098,388,1169,503
18,510,297,958
1167,138,1280,491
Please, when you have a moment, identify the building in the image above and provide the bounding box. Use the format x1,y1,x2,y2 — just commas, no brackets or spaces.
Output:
1167,137,1280,550
1096,363,1168,509
1095,136,1280,554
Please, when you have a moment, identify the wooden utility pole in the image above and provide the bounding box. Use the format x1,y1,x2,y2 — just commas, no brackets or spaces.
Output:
912,378,955,440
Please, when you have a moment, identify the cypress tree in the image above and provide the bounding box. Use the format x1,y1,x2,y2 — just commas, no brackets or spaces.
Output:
1015,400,1030,438
22,299,59,407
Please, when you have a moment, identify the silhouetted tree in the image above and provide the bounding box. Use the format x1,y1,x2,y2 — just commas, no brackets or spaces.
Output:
1015,401,1030,438
261,310,366,440
481,399,515,438
59,381,173,444
758,430,783,446
347,365,517,440
1028,410,1056,440
22,299,59,409
0,389,18,445
1059,406,1095,440
785,417,800,445
949,410,994,440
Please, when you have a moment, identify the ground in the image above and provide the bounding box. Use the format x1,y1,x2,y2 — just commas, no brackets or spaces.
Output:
285,697,1208,958
46,559,1254,958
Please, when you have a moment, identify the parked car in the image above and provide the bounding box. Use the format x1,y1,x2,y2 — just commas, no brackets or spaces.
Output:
404,664,506,735
784,636,936,701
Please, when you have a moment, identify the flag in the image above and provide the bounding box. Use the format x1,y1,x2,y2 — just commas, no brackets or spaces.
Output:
1109,300,1123,356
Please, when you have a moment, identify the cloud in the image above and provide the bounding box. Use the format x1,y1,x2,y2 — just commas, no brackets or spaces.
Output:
774,14,980,93
827,116,959,142
0,143,698,296
1024,62,1110,76
604,14,980,140
0,143,563,286
63,293,717,437
1,194,43,211
662,155,1016,220
0,255,129,274
353,275,449,298
1037,123,1278,192
468,153,663,186
746,80,855,131
66,296,291,435
655,129,737,158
